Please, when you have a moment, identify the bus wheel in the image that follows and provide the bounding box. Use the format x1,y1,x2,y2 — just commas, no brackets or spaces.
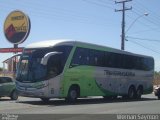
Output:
40,98,50,102
122,95,128,99
103,96,112,100
136,86,143,99
128,86,136,99
66,86,79,103
103,95,117,100
112,96,117,99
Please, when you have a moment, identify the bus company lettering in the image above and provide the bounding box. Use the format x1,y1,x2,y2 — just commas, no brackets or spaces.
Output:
104,70,135,77
11,15,24,21
14,25,27,32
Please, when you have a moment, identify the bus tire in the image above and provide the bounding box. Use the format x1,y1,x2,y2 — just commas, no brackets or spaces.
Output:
66,86,79,103
136,86,143,99
40,98,50,102
103,96,112,100
128,86,136,99
122,95,128,99
112,96,117,99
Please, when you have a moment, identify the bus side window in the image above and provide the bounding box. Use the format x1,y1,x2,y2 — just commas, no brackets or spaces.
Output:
105,52,113,67
147,58,154,70
71,47,82,66
94,50,105,67
71,47,89,66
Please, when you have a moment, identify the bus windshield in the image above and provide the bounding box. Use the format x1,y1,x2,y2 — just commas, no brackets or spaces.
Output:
16,45,72,83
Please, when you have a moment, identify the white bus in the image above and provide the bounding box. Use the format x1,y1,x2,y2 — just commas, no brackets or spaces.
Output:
16,40,154,102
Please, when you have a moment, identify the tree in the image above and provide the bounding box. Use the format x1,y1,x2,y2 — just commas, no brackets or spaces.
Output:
154,71,160,85
0,67,3,72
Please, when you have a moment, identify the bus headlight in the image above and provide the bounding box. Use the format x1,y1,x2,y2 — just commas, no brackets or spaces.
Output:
32,82,48,89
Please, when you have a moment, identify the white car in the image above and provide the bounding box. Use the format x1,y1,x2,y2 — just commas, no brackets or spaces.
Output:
154,86,160,99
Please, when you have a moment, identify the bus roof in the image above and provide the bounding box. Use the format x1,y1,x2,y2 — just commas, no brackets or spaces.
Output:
25,39,153,59
26,39,73,48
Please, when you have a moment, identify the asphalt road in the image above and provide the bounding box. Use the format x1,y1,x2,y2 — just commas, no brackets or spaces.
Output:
0,94,160,120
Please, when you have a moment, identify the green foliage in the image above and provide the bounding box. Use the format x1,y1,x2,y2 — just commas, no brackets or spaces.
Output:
0,67,3,72
155,71,160,77
154,71,160,85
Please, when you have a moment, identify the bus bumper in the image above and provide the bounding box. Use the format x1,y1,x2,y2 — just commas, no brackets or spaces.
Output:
16,81,49,98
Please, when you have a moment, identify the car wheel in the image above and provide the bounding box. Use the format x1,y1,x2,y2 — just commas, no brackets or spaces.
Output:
10,90,18,100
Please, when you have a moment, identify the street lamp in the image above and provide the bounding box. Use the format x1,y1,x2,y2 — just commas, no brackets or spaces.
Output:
125,13,149,33
122,12,149,50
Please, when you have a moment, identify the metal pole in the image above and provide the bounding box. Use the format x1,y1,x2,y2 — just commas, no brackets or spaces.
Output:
121,2,125,50
115,0,132,50
13,44,18,78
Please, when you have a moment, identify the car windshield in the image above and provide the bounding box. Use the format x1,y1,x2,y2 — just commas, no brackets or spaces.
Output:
16,45,72,83
0,77,13,84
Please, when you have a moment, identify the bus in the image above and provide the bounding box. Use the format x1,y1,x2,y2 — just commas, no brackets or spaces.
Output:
16,40,154,102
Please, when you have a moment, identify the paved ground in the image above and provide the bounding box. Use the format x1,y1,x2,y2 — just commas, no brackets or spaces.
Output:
0,94,159,120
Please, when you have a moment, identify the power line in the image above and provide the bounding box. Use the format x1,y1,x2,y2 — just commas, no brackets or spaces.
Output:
1,1,90,20
134,0,160,22
133,7,160,27
107,0,115,1
124,1,160,35
126,12,160,35
96,0,114,5
126,14,158,34
132,10,160,27
82,0,114,9
125,13,149,34
127,36,160,42
1,1,114,27
126,39,160,55
129,0,160,30
127,28,160,35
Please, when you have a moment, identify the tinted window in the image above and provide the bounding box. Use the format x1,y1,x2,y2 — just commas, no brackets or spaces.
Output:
94,50,105,66
4,77,12,83
0,78,3,84
105,52,124,68
0,77,12,83
71,47,88,65
123,55,134,69
71,47,154,71
71,47,105,67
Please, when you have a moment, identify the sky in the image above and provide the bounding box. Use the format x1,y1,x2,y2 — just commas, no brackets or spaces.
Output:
0,0,160,71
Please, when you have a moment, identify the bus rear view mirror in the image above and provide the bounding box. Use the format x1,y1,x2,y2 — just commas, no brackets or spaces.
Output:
41,52,62,65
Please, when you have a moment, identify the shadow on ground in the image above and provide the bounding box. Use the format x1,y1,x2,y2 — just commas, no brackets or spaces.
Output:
16,96,158,106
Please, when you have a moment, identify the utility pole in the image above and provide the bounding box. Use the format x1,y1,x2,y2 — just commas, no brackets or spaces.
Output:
115,0,132,50
13,44,18,78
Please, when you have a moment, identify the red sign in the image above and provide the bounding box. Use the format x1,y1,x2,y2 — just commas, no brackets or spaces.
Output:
5,24,16,39
0,48,23,53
